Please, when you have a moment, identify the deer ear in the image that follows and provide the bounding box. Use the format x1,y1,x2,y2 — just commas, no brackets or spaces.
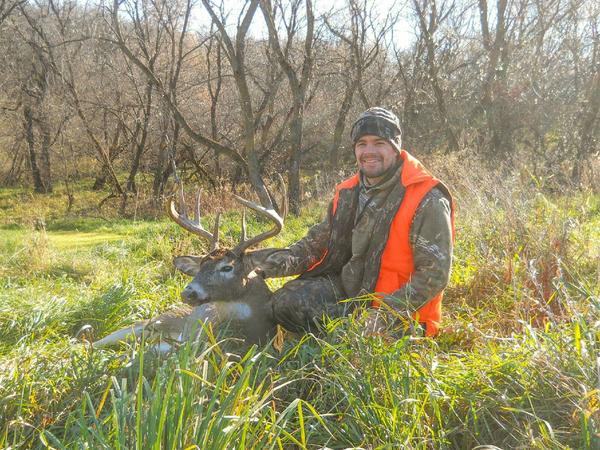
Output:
173,256,204,276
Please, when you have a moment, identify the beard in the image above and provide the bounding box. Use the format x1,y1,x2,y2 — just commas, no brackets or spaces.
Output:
359,164,388,179
358,158,391,179
358,157,400,184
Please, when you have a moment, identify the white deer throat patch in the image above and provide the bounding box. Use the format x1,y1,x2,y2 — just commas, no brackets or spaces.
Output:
217,302,252,320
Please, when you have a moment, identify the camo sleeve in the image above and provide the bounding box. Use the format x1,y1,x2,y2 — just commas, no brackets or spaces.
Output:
381,188,453,314
244,204,332,278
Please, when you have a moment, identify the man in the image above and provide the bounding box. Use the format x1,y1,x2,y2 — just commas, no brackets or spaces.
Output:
248,107,454,336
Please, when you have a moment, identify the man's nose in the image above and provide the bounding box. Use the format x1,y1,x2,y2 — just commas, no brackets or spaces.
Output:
361,146,378,155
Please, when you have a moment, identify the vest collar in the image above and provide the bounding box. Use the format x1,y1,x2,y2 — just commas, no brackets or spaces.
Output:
399,150,433,187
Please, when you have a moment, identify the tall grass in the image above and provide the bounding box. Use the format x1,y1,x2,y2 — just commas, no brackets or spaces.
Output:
0,169,598,448
38,337,313,449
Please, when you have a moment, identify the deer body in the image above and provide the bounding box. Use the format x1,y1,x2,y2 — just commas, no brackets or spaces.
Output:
93,255,276,351
92,304,195,350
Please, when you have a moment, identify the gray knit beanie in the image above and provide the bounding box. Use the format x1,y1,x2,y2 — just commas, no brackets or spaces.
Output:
350,107,402,152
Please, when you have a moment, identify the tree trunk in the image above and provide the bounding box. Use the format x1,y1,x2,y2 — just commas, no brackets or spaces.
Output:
153,140,169,199
478,0,513,162
153,99,172,199
38,112,53,192
4,142,25,185
207,32,223,183
127,81,153,193
328,80,356,168
288,103,304,215
413,0,459,153
23,105,47,193
572,71,600,186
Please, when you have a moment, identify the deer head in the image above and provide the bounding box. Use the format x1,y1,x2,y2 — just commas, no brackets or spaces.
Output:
92,181,286,351
172,250,257,305
168,178,286,307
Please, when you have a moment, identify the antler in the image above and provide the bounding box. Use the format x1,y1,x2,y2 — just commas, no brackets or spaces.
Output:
167,184,220,252
231,174,287,255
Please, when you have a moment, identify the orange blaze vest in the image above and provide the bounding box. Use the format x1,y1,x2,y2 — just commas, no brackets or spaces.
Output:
313,150,455,336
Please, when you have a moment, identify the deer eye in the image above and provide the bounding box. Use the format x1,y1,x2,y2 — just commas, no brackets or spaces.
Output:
220,265,234,273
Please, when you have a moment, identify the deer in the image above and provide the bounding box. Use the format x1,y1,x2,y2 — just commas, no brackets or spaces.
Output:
92,180,286,354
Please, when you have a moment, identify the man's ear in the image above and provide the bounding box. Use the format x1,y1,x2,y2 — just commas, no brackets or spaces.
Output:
173,256,204,276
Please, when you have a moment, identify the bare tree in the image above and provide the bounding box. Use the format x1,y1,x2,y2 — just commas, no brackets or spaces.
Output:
476,0,519,160
200,0,277,208
205,25,224,183
0,0,23,27
323,0,393,168
13,2,58,193
260,0,315,214
412,0,460,152
571,2,600,185
2,0,599,202
110,0,281,209
30,1,131,204
125,73,154,193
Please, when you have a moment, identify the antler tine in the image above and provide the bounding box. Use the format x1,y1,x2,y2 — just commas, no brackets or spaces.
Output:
210,212,221,252
167,188,220,251
265,173,288,220
241,209,247,242
276,173,288,221
194,190,201,223
231,193,284,255
179,183,188,218
194,190,221,251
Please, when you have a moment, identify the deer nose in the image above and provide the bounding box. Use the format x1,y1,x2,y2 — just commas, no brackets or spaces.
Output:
181,283,209,305
181,286,197,302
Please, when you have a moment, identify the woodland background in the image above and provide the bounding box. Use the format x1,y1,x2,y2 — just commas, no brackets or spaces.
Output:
0,0,599,214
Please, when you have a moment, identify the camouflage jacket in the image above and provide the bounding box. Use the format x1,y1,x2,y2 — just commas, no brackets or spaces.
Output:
246,162,453,314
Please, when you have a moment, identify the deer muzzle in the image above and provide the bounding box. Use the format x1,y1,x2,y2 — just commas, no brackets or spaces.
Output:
181,282,210,306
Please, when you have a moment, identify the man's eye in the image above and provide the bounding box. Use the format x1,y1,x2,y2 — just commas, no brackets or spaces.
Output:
220,265,234,273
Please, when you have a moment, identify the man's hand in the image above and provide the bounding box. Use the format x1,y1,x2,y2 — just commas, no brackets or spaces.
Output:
361,305,424,338
243,248,278,278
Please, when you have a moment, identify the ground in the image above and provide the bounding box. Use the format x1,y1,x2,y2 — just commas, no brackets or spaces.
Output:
0,182,598,449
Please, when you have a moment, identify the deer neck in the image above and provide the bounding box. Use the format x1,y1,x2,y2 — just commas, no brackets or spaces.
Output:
239,275,272,305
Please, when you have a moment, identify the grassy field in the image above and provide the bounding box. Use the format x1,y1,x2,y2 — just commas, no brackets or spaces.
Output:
0,178,598,449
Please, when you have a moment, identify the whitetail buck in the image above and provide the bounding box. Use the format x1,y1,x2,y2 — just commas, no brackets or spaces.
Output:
92,181,286,353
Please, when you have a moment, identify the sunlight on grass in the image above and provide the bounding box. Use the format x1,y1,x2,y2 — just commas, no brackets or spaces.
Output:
47,231,125,250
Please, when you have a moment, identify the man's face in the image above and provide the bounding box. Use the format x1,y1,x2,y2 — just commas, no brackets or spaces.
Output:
354,135,399,183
